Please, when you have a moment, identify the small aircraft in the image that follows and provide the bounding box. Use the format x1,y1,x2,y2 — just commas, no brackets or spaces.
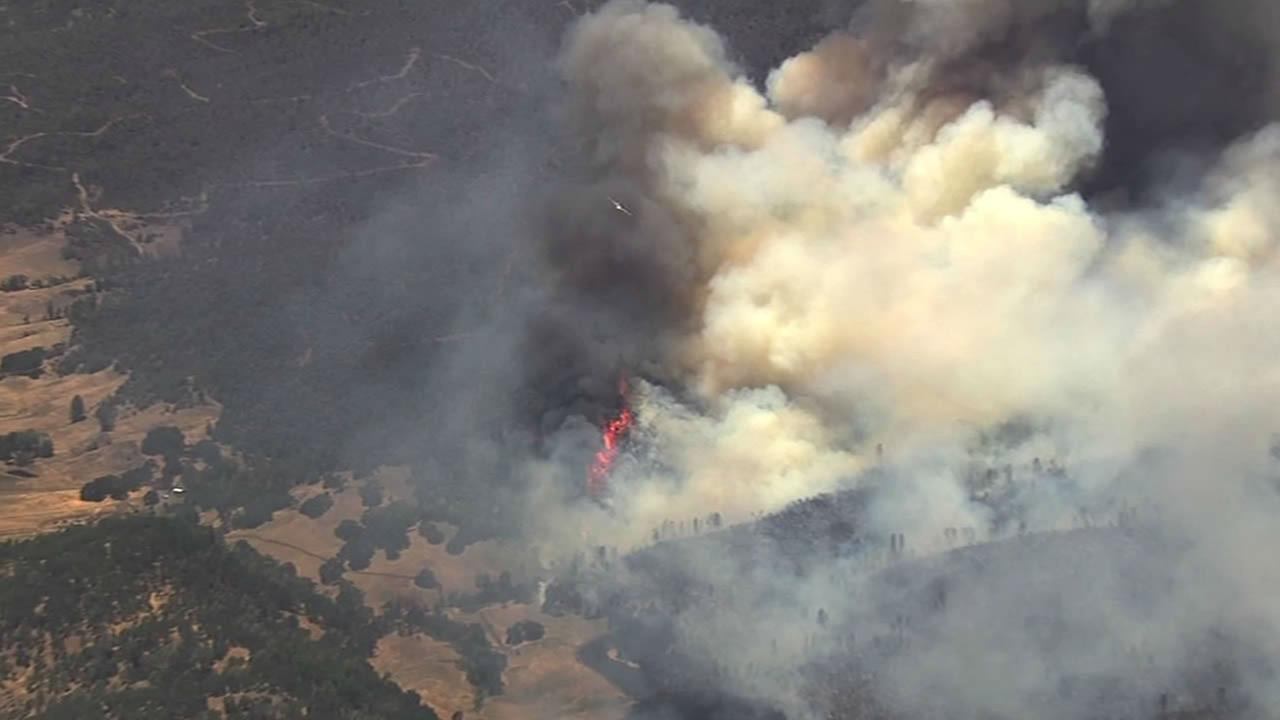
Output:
608,195,633,217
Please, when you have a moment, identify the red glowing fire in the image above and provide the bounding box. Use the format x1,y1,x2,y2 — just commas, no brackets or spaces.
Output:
587,376,634,498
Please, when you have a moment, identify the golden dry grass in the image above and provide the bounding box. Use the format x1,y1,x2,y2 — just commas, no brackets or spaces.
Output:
234,471,634,720
0,230,218,538
231,467,529,603
476,608,629,720
372,633,476,716
0,226,79,279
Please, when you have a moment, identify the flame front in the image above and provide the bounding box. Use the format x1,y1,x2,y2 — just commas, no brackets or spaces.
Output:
588,406,634,497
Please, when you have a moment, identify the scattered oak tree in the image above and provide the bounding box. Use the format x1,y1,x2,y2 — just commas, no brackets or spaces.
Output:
70,395,86,423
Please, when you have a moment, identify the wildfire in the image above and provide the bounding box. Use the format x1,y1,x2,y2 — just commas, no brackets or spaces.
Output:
587,376,634,498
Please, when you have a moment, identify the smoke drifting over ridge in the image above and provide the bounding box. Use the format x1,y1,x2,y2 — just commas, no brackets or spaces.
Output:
531,0,1280,539
514,0,1280,717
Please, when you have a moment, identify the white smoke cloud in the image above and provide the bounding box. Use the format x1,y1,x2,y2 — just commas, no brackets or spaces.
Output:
552,0,1280,491
531,0,1280,715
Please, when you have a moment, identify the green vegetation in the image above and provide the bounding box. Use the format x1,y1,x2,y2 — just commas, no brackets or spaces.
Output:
95,399,118,432
70,394,87,423
0,516,437,719
1,274,29,292
141,424,186,458
338,534,377,572
446,571,533,613
413,568,440,590
382,600,507,705
8,0,551,553
360,500,418,560
80,474,134,502
63,218,140,275
78,462,151,502
299,492,335,519
189,438,223,466
0,430,54,464
418,522,446,545
359,482,385,509
0,347,48,378
319,557,346,586
505,620,545,646
331,499,461,572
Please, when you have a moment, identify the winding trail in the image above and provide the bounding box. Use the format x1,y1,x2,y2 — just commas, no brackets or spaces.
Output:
163,69,210,103
433,54,498,85
1,114,144,171
350,47,422,90
2,84,40,113
229,532,422,582
319,114,436,161
191,0,267,53
213,160,433,189
4,11,522,308
176,80,211,103
348,92,422,119
72,172,148,255
296,0,363,16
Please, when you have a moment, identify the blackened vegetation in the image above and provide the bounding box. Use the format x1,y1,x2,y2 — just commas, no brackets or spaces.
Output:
0,516,437,720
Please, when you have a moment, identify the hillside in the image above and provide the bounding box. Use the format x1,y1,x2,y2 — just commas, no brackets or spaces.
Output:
0,515,434,719
0,2,835,718
5,1,1276,720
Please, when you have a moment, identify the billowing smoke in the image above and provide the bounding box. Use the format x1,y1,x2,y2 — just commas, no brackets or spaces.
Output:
520,0,1280,716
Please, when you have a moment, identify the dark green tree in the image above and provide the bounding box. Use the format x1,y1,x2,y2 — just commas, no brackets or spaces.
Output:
334,520,364,542
141,425,185,458
70,395,87,423
505,620,545,646
95,401,117,432
339,537,376,571
418,522,446,545
299,493,334,519
319,557,345,585
414,568,439,590
1,347,46,378
359,482,384,508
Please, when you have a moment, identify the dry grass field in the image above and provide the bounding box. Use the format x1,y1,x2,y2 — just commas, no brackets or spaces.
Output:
233,468,633,720
0,227,218,537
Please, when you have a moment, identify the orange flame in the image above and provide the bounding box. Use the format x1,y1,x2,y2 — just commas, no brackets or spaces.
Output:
587,393,634,498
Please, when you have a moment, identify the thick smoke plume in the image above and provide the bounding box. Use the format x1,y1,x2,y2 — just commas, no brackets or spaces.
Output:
522,0,1280,716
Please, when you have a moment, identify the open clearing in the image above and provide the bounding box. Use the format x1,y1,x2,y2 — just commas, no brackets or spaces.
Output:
235,470,633,720
0,228,218,537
